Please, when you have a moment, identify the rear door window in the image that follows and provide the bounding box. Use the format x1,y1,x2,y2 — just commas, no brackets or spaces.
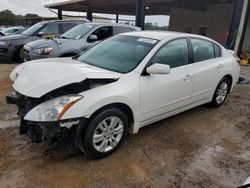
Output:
190,38,215,62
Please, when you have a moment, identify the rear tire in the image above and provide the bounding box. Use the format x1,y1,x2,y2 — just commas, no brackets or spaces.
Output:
210,77,231,107
79,108,128,159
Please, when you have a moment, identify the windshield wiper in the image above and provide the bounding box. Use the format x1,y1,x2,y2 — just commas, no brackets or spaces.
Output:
72,54,80,60
51,38,61,45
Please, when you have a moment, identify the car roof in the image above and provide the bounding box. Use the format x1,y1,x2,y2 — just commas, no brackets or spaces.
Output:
37,20,87,25
83,23,140,29
120,31,215,41
2,27,24,29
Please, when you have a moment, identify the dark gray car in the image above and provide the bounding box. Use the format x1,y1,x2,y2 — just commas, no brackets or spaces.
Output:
0,20,85,62
22,23,140,61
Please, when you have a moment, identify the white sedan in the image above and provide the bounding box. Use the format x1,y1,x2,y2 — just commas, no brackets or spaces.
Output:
7,31,240,159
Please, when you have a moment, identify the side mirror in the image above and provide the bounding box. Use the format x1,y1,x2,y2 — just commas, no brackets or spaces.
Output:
146,63,171,75
37,31,45,37
88,34,98,42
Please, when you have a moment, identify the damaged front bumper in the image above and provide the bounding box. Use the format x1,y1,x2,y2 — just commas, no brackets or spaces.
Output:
6,92,87,144
26,120,79,143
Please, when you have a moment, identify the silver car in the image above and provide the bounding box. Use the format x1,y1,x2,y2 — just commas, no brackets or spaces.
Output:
22,23,140,61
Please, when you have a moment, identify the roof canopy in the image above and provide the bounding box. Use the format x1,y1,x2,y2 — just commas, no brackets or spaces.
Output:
45,0,233,15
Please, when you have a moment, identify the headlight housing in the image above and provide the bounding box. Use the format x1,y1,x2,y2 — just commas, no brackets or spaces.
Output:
34,47,53,55
24,95,83,122
0,41,11,47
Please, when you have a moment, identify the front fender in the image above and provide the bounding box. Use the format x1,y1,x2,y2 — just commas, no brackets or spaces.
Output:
61,74,140,123
61,95,139,123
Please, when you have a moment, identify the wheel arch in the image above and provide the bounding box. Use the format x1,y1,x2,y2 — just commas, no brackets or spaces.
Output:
223,74,233,86
89,103,134,126
75,102,134,154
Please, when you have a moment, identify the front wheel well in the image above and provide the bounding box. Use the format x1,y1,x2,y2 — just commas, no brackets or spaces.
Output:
89,103,134,125
223,74,233,87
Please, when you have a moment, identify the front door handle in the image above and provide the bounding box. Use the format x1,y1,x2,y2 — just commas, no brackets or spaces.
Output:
217,64,224,69
184,74,193,81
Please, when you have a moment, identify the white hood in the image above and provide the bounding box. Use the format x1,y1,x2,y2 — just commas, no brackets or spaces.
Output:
10,58,122,98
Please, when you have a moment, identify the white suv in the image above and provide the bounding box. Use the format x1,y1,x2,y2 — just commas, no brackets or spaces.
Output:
7,31,240,159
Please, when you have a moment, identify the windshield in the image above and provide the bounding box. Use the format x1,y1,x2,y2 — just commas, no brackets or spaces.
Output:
1,28,19,35
77,35,158,73
1,28,12,34
22,23,44,36
61,24,94,39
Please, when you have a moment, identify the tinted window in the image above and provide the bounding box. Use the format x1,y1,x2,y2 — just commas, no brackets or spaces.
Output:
214,44,221,57
191,39,215,62
78,36,158,73
39,24,59,35
92,26,113,40
151,39,188,68
114,26,132,34
61,23,76,33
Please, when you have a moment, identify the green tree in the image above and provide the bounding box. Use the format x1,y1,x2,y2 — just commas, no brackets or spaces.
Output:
0,9,16,26
144,22,169,31
24,14,40,18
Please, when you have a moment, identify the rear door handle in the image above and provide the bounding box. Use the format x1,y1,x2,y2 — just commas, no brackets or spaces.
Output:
184,74,193,81
217,64,224,69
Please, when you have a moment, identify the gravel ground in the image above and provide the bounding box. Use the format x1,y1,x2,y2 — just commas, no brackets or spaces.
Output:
0,63,249,188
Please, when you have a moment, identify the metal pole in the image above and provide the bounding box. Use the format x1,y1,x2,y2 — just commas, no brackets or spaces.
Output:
234,0,250,54
58,9,62,20
237,0,250,55
226,0,244,49
135,0,145,30
116,14,119,23
86,6,93,21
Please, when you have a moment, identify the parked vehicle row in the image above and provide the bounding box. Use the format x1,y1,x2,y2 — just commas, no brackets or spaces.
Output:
22,23,140,61
0,20,85,61
6,31,240,159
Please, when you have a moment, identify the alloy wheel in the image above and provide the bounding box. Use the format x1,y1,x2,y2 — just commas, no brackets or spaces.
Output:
93,116,124,153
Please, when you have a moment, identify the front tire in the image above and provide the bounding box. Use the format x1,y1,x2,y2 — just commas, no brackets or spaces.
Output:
210,77,231,107
19,118,28,135
80,108,128,159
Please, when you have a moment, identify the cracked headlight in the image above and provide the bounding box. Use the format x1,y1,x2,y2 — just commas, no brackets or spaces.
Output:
24,95,83,122
34,47,53,55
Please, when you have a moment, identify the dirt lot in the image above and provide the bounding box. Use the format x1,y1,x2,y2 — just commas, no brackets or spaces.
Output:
0,63,249,188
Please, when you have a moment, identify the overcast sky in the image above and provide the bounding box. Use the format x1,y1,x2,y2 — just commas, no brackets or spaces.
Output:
0,0,169,26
